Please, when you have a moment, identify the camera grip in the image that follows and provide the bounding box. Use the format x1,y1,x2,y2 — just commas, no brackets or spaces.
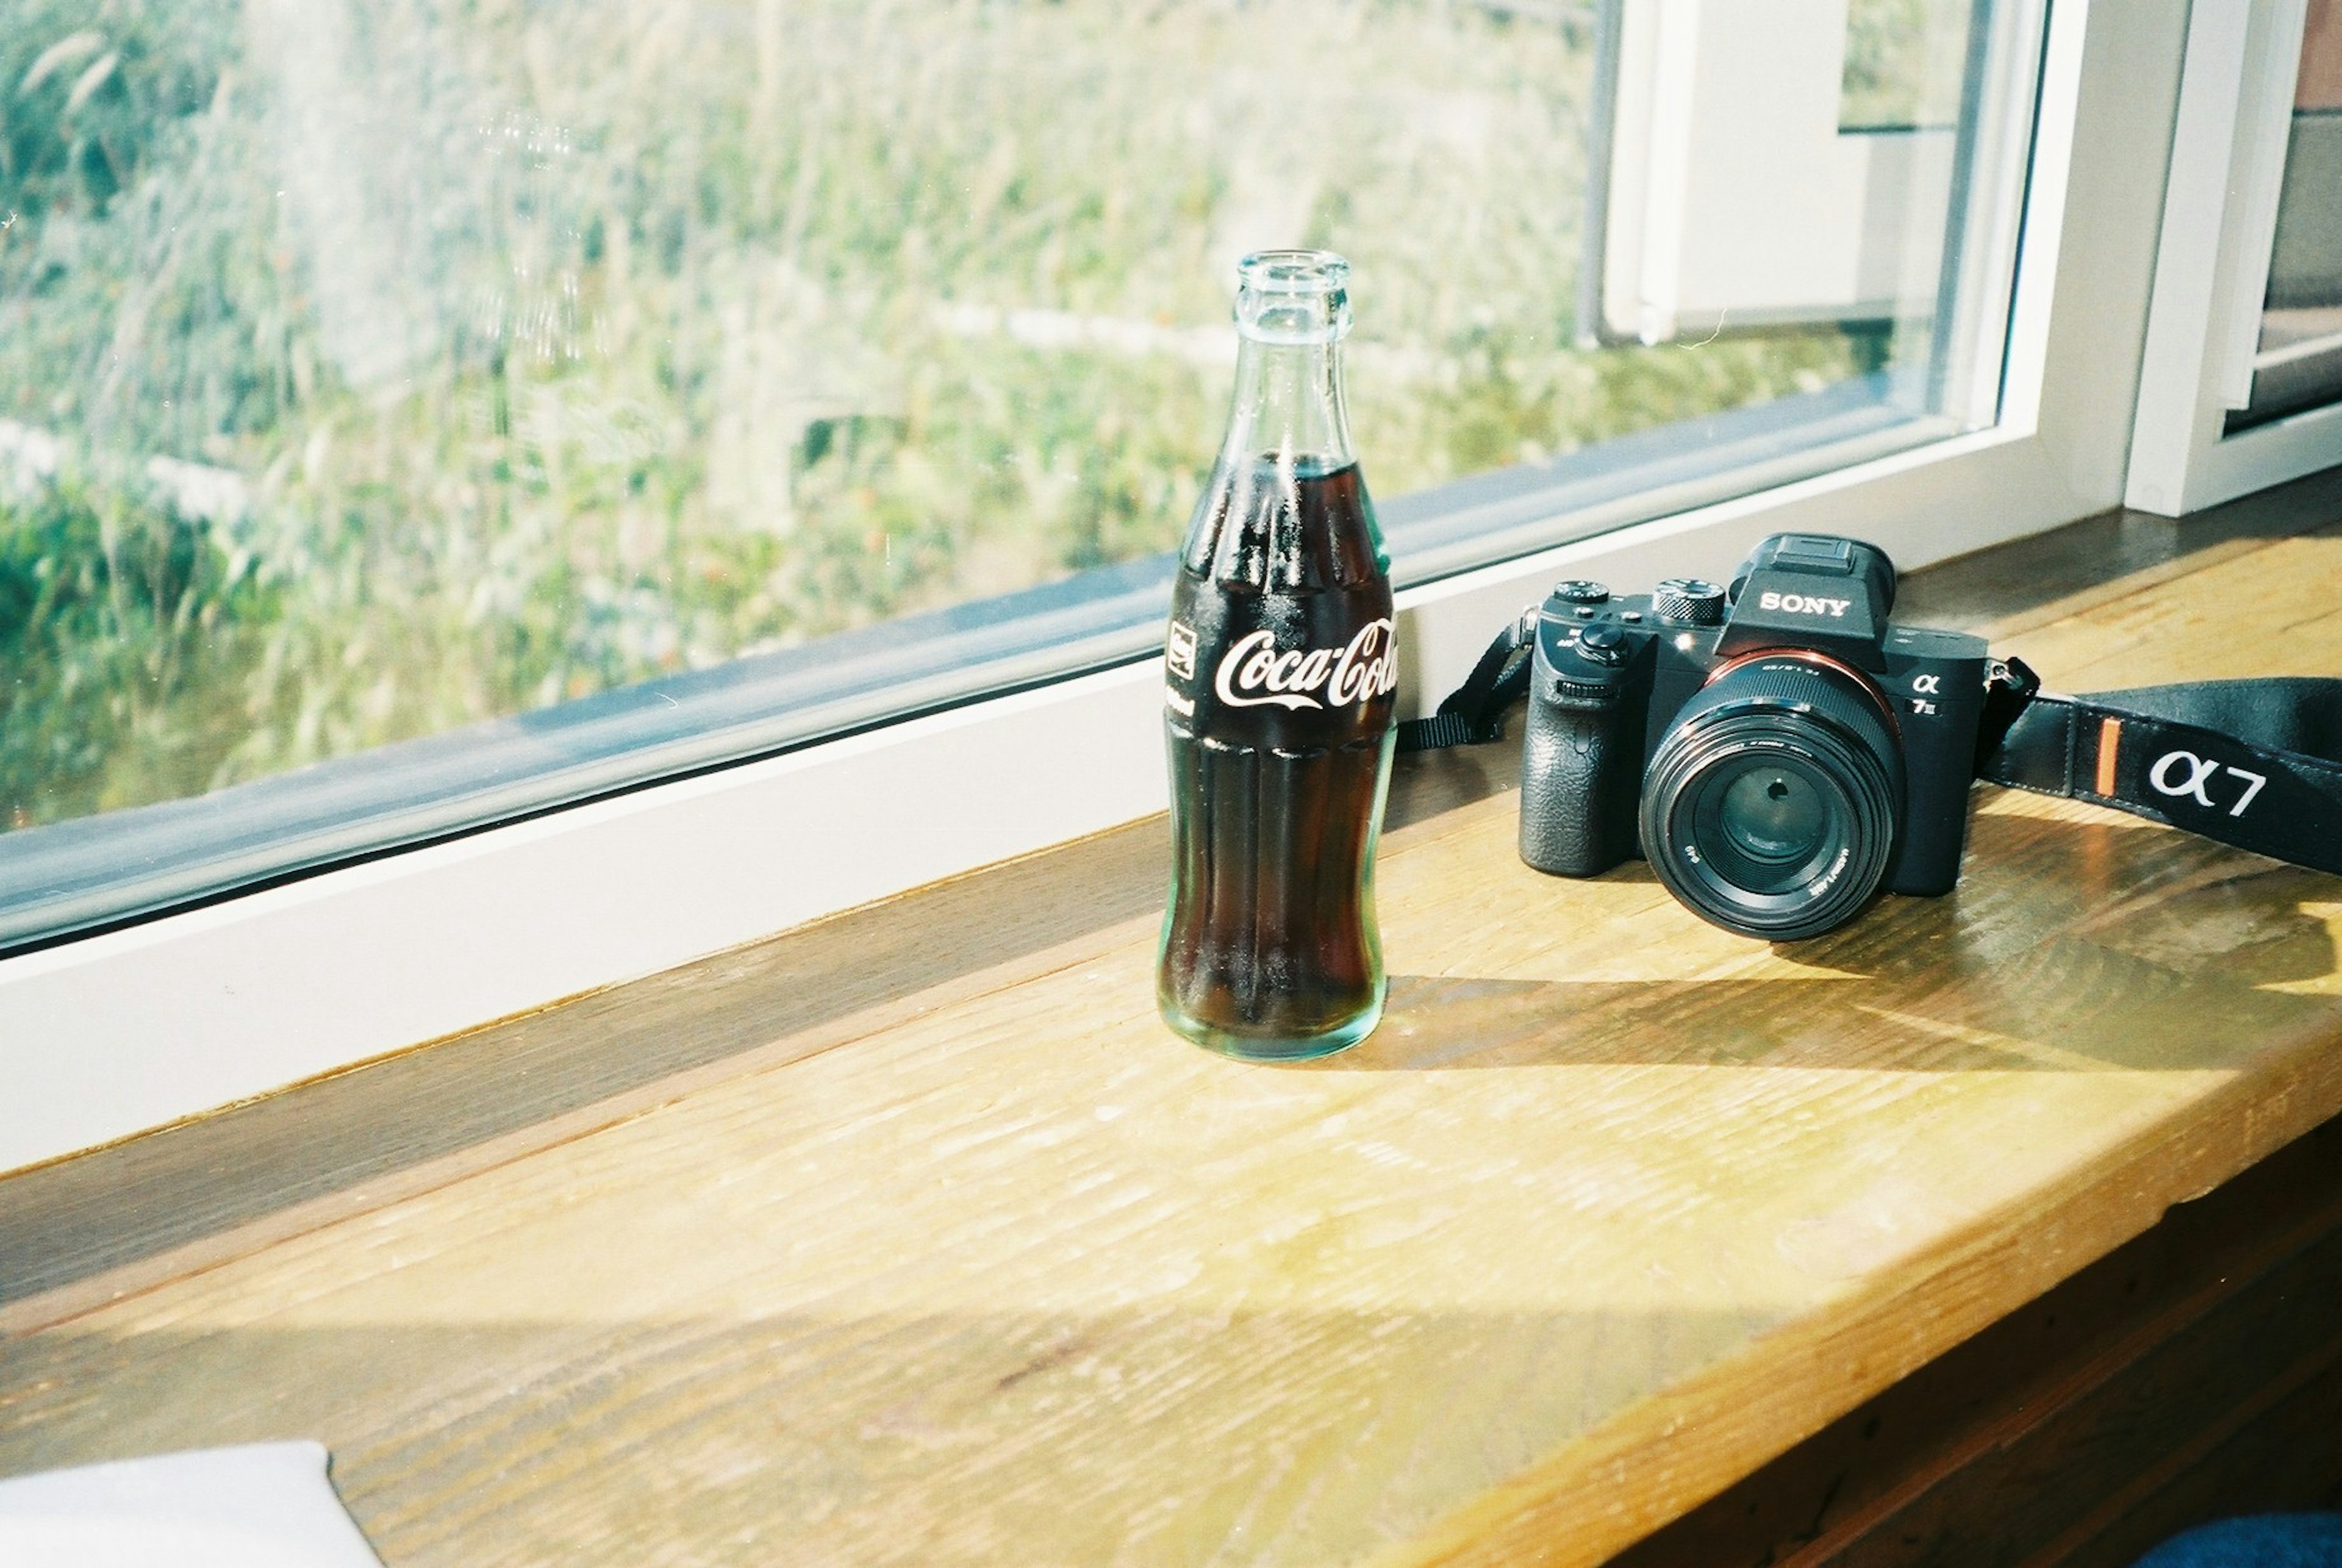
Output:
1520,693,1642,876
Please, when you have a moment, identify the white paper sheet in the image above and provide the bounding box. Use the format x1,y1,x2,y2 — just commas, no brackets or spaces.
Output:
0,1441,384,1567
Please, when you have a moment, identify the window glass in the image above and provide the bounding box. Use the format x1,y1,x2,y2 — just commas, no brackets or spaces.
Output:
1841,0,1975,131
2,0,2025,852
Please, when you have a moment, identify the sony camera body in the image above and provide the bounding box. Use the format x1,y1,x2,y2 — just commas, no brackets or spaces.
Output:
1519,533,1989,939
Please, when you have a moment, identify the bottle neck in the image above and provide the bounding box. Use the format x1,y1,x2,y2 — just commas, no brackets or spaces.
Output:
1217,336,1356,475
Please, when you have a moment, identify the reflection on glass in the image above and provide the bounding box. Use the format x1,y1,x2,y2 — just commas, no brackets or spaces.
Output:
1,0,2002,836
1584,0,2008,432
1841,0,1975,131
2231,0,2342,432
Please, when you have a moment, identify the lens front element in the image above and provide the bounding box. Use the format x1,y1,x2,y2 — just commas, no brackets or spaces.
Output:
1642,655,1903,940
1706,758,1838,892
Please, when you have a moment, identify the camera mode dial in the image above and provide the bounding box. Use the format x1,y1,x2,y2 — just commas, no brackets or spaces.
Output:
1654,578,1727,626
1552,579,1610,606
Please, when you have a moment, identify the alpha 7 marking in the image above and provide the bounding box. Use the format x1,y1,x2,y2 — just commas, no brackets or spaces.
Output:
2149,749,2268,818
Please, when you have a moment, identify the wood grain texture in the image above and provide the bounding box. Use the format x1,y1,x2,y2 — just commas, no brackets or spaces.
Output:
1,485,2340,1567
1895,464,2342,640
0,693,1520,1319
2,471,2319,1315
1606,1119,2342,1568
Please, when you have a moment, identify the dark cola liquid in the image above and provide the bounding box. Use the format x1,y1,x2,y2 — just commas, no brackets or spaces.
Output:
1158,459,1395,1059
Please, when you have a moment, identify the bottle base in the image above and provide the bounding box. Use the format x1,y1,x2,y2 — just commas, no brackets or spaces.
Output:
1156,980,1386,1063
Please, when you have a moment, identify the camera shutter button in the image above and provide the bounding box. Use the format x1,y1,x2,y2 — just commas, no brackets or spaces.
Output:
1654,578,1727,626
1577,623,1631,665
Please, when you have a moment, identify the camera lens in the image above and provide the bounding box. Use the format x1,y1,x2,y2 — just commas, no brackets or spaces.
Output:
1640,654,1903,940
1712,762,1832,882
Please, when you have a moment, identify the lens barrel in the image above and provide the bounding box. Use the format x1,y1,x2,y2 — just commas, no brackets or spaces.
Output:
1640,654,1903,940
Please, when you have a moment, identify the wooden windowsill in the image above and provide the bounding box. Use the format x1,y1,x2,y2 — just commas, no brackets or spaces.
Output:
3,471,2340,1566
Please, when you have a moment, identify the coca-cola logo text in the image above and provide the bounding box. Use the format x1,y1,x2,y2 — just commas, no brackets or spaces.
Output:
1212,620,1398,711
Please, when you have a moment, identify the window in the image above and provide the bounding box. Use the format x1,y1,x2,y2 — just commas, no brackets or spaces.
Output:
0,1,2207,1170
6,0,2031,947
2233,0,2342,431
2129,0,2342,514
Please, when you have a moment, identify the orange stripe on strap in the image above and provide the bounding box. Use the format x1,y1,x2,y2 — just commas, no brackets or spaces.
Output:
2096,717,2122,797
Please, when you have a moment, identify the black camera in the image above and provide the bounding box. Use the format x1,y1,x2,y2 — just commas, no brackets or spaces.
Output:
1519,532,1989,940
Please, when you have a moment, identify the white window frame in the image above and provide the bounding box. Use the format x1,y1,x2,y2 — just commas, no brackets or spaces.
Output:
0,0,2201,1174
2126,0,2342,515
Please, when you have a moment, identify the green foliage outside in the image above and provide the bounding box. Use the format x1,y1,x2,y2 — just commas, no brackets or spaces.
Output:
1841,0,1976,129
1,0,1874,832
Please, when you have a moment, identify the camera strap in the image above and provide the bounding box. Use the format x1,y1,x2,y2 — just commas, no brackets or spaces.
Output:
1974,659,2342,876
1394,606,1539,753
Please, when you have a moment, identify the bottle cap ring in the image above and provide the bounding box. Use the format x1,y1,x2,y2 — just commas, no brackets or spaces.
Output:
1236,250,1352,345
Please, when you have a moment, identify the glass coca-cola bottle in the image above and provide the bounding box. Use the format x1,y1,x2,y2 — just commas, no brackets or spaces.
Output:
1156,250,1397,1060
